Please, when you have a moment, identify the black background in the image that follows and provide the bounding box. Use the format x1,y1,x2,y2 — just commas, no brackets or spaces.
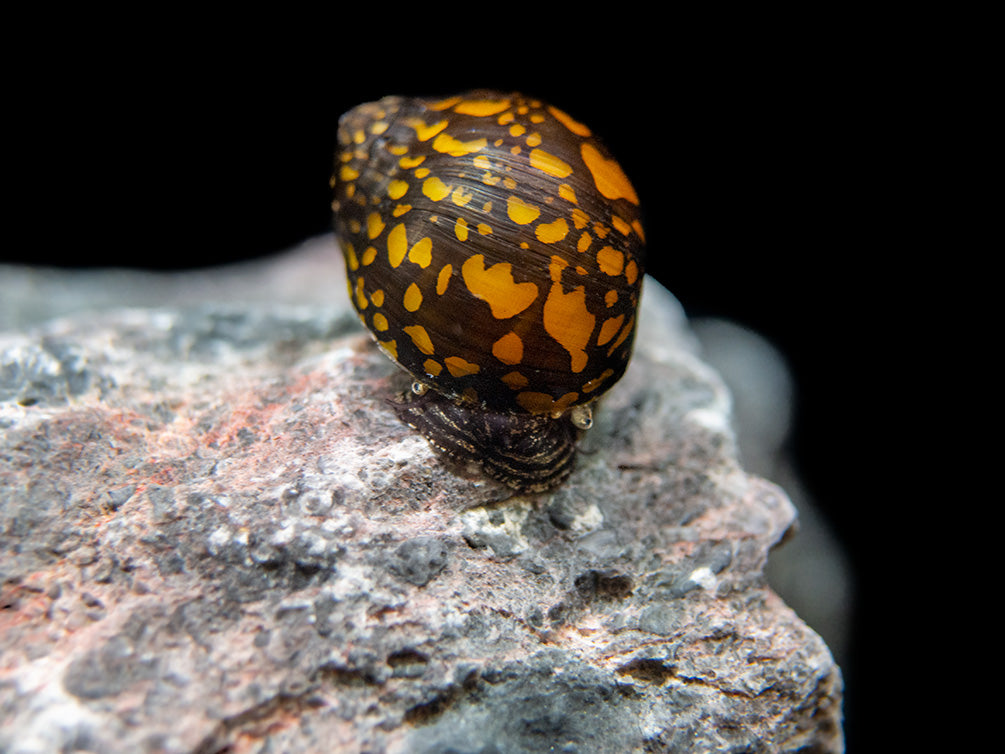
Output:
6,19,934,749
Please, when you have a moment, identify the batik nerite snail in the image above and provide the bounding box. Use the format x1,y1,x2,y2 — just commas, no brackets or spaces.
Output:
331,90,645,491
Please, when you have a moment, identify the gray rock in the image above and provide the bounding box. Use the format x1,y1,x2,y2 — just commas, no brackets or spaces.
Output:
691,319,853,667
0,236,843,753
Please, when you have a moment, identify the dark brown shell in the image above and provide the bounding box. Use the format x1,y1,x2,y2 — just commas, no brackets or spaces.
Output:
332,90,645,417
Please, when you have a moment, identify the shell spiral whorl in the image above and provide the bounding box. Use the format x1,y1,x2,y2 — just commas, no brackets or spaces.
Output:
332,90,645,491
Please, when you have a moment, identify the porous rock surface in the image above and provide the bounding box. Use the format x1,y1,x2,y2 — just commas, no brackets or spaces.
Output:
0,237,843,753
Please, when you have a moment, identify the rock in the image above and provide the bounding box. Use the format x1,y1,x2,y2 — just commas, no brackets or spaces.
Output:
0,236,843,753
691,319,853,668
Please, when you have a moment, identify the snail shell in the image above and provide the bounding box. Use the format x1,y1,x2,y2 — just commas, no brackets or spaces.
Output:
332,90,645,491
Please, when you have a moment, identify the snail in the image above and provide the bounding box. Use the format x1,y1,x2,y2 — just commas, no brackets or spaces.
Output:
331,90,645,491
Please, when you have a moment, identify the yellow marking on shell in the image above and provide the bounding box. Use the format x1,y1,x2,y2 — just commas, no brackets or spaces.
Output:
436,264,452,295
559,184,577,204
415,167,431,179
408,118,449,141
348,218,362,234
367,212,386,240
355,277,368,310
388,144,409,156
428,96,462,111
582,368,615,393
607,315,634,355
403,282,423,312
404,325,435,355
444,356,481,377
597,314,624,346
455,217,469,241
597,246,624,276
571,209,590,229
526,132,542,147
387,180,409,200
529,148,573,179
353,129,366,144
388,223,408,268
454,98,511,116
509,124,526,137
581,143,639,204
451,186,474,206
536,217,570,244
423,358,443,377
605,290,618,307
461,254,539,319
408,237,432,268
477,223,493,235
370,121,388,135
530,113,545,124
400,155,425,168
372,312,389,331
548,106,591,136
611,215,632,236
577,233,592,253
549,254,569,282
482,201,493,213
575,265,588,276
501,371,529,389
516,391,579,414
370,289,384,307
361,246,377,266
503,176,517,190
423,176,452,201
543,282,595,373
633,220,646,242
393,204,412,217
433,133,487,156
510,145,522,155
339,165,360,182
492,332,524,365
497,111,515,125
593,222,610,238
473,155,493,170
625,259,639,285
344,242,359,271
379,339,397,359
481,172,501,186
507,195,541,225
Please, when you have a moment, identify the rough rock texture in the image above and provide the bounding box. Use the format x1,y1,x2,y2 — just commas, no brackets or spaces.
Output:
691,319,852,667
0,237,843,753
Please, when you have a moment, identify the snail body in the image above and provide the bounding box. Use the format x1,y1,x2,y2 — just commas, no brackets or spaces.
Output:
332,90,645,491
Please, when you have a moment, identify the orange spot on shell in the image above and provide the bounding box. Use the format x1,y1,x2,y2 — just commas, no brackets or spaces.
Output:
492,332,524,365
501,371,529,389
581,142,639,205
516,391,580,414
543,282,595,373
582,369,615,393
529,148,573,179
536,217,569,244
506,195,540,225
461,255,539,319
444,356,481,377
404,325,435,355
547,106,592,137
596,246,624,276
